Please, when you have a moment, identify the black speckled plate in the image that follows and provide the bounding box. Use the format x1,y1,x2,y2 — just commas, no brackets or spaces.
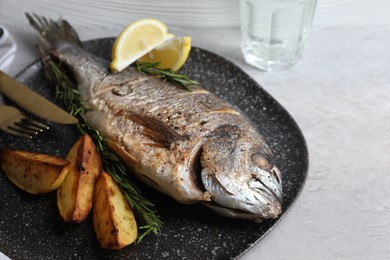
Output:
0,38,308,260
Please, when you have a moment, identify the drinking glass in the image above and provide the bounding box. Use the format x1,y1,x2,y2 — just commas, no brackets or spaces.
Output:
240,0,318,71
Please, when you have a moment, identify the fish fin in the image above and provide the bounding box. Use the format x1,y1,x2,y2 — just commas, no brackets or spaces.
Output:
127,112,186,148
26,13,82,49
106,140,165,192
105,139,140,169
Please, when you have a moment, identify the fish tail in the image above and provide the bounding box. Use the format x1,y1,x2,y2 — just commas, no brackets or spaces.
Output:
26,13,82,49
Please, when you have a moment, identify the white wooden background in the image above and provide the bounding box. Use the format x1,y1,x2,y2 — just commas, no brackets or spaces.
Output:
1,0,390,30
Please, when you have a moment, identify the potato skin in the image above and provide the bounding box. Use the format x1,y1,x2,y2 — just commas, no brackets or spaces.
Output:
93,171,137,250
0,149,69,194
57,134,102,222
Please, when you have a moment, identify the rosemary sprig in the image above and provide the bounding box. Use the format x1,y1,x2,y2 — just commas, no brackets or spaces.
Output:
40,55,162,241
136,61,199,91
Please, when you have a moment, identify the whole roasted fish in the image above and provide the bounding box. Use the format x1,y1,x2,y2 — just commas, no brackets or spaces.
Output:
27,14,282,222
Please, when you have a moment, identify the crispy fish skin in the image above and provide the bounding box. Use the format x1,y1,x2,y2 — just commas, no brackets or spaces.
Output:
27,14,282,221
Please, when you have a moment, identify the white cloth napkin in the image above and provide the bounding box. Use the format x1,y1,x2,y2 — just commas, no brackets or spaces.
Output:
0,251,10,260
0,26,17,72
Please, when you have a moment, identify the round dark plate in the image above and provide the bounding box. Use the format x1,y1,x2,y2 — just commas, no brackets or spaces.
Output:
0,38,308,260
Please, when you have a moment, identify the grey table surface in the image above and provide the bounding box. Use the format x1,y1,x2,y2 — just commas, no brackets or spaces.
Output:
1,18,390,260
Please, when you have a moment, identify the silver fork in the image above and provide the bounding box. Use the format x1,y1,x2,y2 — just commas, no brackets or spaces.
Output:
0,104,49,138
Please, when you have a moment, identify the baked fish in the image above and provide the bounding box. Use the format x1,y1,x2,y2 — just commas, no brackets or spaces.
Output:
27,14,282,222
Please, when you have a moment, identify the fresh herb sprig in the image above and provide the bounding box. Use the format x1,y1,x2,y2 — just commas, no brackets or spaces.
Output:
40,55,162,241
136,61,199,91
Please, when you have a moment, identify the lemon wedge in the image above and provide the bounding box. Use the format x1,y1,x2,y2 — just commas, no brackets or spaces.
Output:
138,36,192,71
111,18,169,73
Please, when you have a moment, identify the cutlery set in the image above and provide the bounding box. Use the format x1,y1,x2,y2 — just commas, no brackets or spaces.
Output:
0,70,78,137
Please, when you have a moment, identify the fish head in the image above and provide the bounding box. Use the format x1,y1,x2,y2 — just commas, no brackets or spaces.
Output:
200,125,282,222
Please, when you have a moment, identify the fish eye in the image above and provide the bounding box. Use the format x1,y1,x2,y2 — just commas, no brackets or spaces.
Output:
251,153,273,170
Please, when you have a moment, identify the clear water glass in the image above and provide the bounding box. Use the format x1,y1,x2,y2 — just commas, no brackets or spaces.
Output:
240,0,318,71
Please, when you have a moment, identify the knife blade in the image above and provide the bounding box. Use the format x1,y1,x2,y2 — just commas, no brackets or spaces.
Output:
0,71,78,124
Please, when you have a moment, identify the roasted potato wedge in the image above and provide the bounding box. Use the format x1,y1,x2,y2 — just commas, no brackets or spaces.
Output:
57,134,102,222
93,171,137,249
0,149,69,194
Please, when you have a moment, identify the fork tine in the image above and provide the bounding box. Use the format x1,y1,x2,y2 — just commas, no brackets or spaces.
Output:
15,121,43,133
8,125,39,137
21,118,50,131
2,126,33,138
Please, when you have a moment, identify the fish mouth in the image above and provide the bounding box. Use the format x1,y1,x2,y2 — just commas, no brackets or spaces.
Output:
249,166,283,203
200,180,282,222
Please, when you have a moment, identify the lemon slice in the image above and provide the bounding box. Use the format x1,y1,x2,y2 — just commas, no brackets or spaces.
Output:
111,18,169,72
138,36,192,71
